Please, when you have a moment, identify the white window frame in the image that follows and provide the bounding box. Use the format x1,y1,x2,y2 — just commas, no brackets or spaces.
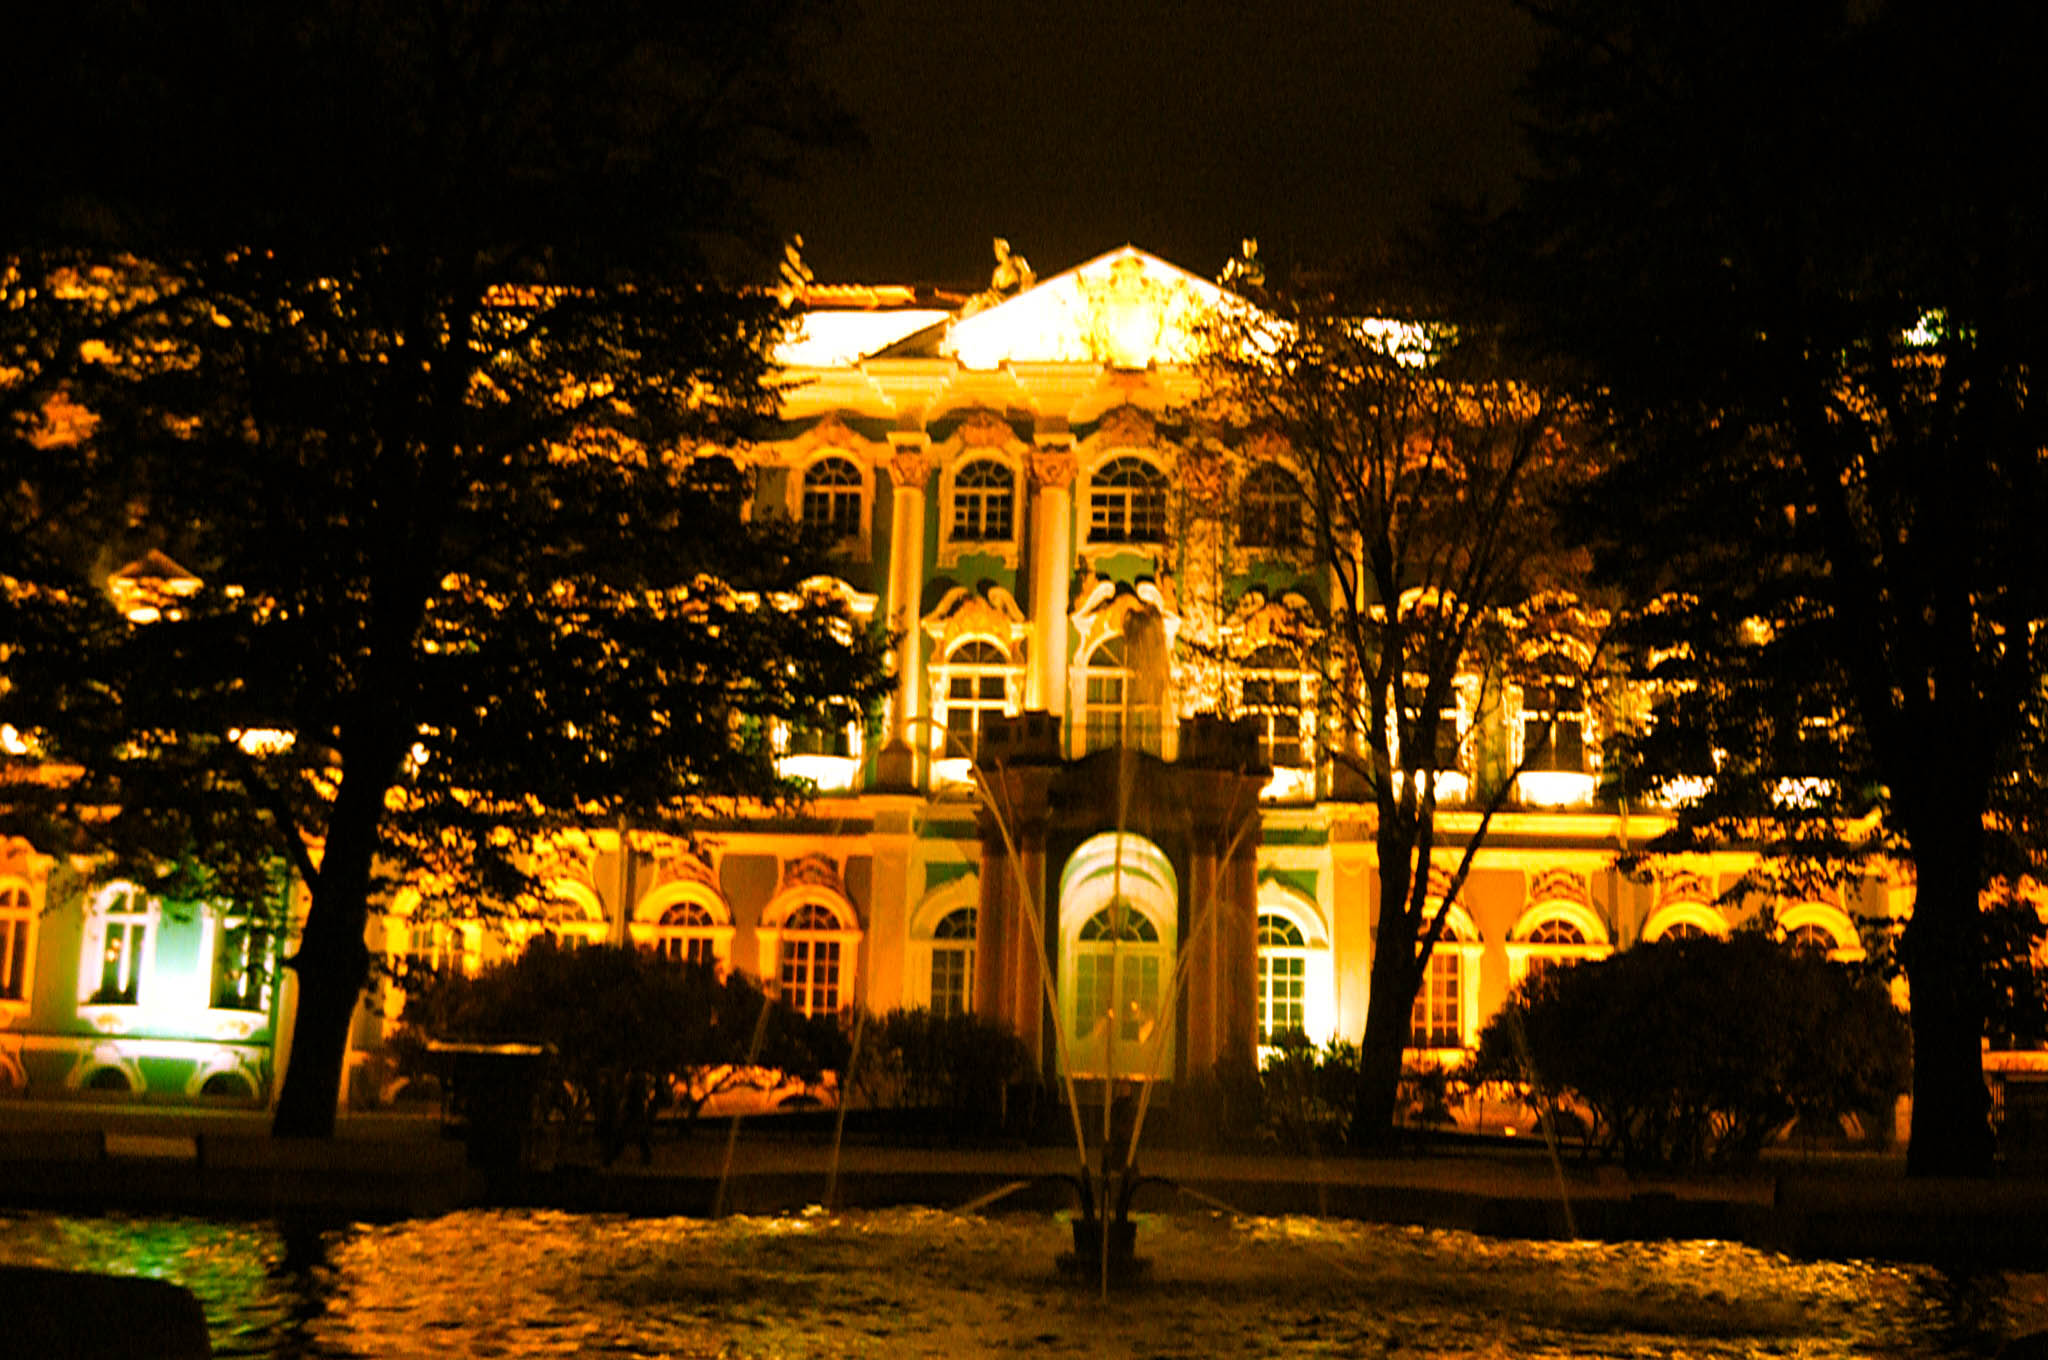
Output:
937,637,1019,763
631,883,735,970
1238,464,1305,552
1083,454,1169,549
208,906,276,1015
1642,901,1729,942
1081,637,1163,756
79,882,159,1015
760,894,861,1019
1505,900,1612,988
1057,832,1177,1080
1406,903,1481,1055
1778,901,1866,961
941,455,1021,566
1239,644,1310,778
928,907,977,1019
1256,913,1309,1045
0,878,38,1014
795,454,872,559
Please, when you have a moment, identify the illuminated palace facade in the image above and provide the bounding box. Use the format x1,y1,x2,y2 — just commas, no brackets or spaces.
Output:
349,245,1896,1103
0,246,1902,1110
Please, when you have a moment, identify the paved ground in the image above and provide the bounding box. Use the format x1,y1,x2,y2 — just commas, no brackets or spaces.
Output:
1,1099,2044,1266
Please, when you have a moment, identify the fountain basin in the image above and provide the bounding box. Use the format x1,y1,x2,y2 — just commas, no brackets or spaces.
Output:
4,1205,2044,1358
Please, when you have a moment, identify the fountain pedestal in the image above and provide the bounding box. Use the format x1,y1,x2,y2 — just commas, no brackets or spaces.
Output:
1057,1217,1149,1284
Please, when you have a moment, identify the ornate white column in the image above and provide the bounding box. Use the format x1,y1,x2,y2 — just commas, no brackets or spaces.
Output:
1024,445,1077,735
874,439,931,790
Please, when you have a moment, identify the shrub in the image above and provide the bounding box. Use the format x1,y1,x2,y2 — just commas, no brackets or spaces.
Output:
1472,933,1910,1169
846,1008,1035,1137
394,940,846,1163
1259,1032,1362,1152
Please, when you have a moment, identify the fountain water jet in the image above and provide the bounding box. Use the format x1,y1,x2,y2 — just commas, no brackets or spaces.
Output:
711,983,779,1217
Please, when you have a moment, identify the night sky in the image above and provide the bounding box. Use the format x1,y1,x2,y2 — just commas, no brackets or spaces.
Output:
764,0,1541,288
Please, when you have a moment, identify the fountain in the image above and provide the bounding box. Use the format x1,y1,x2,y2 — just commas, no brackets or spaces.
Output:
904,605,1272,1293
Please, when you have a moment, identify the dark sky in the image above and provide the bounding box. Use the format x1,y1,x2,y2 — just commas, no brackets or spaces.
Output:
763,0,1541,288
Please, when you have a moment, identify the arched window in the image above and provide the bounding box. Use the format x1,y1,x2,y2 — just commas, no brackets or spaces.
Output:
951,458,1015,542
930,907,976,1018
1083,637,1162,755
1777,903,1864,960
1074,903,1164,1045
1241,644,1307,768
1257,914,1308,1043
800,456,865,538
1507,900,1611,986
654,901,721,967
1088,456,1168,544
1239,465,1303,549
1660,921,1708,941
941,639,1014,760
0,881,33,1003
1787,922,1833,951
779,901,848,1017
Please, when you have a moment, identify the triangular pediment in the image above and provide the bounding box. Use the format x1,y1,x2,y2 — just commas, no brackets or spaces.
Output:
943,246,1251,370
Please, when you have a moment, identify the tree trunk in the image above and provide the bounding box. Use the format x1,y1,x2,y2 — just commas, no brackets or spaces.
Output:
1898,815,1996,1177
271,776,382,1139
1349,937,1418,1151
271,925,371,1138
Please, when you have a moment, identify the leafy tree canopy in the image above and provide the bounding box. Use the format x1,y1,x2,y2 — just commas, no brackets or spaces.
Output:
1497,0,2048,1175
0,0,885,1136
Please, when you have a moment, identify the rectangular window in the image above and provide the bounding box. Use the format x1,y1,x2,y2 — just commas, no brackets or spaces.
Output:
803,488,863,537
1084,672,1126,753
1258,953,1306,1042
952,488,1013,540
1076,952,1161,1041
95,920,148,1005
212,919,272,1012
0,918,25,1001
0,887,30,1002
931,945,973,1018
786,722,854,758
1523,684,1586,772
945,672,1007,759
782,938,841,1016
1408,951,1462,1049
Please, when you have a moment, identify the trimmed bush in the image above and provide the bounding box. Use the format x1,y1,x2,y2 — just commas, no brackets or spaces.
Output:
846,1008,1035,1138
394,940,846,1164
1472,933,1910,1169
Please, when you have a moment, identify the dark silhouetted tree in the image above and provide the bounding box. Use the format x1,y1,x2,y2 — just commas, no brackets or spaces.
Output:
1201,278,1603,1149
1499,0,2048,1174
0,1,886,1137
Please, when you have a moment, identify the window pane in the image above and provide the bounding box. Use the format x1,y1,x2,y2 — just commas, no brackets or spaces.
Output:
931,945,972,1017
1408,952,1461,1048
